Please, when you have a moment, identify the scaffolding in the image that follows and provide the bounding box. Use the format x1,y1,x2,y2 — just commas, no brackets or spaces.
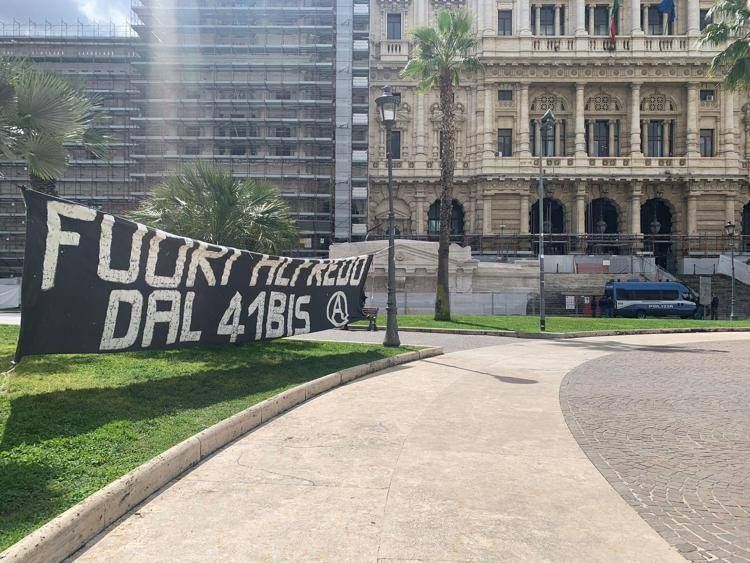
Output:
0,30,141,275
0,1,369,274
130,0,369,254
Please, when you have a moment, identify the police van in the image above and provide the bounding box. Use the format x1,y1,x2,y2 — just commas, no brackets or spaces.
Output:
604,280,698,319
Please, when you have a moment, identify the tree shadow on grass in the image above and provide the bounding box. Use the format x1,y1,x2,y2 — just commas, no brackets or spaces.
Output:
0,458,67,550
0,348,390,451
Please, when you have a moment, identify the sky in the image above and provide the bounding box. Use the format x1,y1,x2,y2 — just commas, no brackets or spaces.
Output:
1,0,132,27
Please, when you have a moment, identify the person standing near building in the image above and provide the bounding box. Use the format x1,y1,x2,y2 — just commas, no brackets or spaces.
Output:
710,295,720,320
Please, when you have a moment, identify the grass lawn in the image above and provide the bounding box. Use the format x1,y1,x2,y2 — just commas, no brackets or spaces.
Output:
0,325,409,551
358,314,750,333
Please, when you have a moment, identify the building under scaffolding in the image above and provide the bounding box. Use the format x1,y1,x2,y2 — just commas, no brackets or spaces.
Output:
0,0,370,275
0,21,140,275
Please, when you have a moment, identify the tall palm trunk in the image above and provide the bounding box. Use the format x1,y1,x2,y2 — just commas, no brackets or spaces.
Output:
434,69,456,321
30,174,57,196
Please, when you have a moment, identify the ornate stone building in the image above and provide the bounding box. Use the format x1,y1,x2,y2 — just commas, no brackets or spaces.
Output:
369,0,750,264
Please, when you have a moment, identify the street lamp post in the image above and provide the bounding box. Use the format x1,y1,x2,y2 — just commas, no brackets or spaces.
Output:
375,85,401,347
538,109,555,332
725,221,737,321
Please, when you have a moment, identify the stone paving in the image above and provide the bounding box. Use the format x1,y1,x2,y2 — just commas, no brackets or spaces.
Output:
560,340,750,563
292,327,517,353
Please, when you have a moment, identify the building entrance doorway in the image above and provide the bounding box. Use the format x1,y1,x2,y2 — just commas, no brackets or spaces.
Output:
641,198,674,269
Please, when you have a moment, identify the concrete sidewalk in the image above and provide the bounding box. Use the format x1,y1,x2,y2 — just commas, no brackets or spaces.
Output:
73,333,750,562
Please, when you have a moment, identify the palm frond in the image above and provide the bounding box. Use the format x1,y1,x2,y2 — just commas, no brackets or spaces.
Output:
127,162,298,253
12,132,68,180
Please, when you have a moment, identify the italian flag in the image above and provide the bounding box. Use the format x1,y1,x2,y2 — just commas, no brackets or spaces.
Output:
610,0,619,40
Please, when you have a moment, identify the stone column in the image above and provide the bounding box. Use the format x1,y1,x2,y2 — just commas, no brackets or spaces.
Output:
477,0,485,33
416,197,426,235
588,5,595,34
416,92,426,161
722,88,737,158
520,0,532,35
687,191,698,235
559,119,566,156
575,0,587,35
686,83,699,159
534,120,541,155
576,182,587,234
642,120,649,156
519,192,530,234
483,196,493,234
519,82,530,157
588,120,595,156
630,82,642,157
485,0,496,35
484,86,495,158
608,120,616,157
662,119,670,157
630,182,642,234
575,83,587,158
415,0,428,26
554,5,561,35
687,0,700,36
535,4,542,35
632,0,643,34
725,192,736,224
662,12,669,35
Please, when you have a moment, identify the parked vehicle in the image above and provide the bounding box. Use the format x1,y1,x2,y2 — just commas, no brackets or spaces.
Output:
604,280,698,319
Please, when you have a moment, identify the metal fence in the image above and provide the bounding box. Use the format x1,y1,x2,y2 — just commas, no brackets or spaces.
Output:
366,233,750,257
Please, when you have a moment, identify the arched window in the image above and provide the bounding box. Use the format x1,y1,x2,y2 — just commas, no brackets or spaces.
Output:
530,197,565,234
585,198,620,234
427,199,465,236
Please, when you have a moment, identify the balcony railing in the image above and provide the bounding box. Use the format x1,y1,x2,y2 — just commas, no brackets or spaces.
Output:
380,40,409,60
477,34,719,58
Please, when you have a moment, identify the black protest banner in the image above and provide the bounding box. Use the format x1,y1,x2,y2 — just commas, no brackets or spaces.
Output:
15,189,372,361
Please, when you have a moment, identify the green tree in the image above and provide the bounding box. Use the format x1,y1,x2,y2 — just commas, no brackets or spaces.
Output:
700,0,750,90
401,9,482,321
128,162,298,254
0,59,108,194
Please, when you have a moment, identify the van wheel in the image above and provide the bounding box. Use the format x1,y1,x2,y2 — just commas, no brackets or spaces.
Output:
636,310,647,319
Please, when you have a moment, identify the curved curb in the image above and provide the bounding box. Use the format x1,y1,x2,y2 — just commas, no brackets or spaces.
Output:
0,346,443,563
348,325,750,339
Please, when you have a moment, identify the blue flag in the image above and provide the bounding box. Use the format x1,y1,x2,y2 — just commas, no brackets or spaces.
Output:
657,0,676,22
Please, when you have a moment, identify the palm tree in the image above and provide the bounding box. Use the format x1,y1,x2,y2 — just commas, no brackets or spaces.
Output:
128,162,298,254
401,9,482,321
0,59,108,195
700,0,750,90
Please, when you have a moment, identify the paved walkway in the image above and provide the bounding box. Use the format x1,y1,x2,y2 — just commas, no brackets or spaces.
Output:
561,340,750,562
73,332,750,562
294,327,517,353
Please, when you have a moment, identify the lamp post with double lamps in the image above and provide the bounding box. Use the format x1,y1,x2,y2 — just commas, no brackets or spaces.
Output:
537,108,556,332
724,220,737,321
375,85,401,347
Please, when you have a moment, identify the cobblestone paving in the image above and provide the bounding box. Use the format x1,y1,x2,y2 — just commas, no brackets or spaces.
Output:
560,341,750,562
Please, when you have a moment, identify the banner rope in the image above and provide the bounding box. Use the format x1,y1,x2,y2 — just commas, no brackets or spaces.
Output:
0,363,17,395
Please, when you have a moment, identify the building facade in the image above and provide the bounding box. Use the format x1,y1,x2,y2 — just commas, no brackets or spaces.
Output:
368,0,750,266
0,0,371,276
0,24,141,274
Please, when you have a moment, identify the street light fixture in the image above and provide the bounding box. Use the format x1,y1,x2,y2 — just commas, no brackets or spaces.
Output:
538,108,555,332
375,85,401,347
724,220,737,321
